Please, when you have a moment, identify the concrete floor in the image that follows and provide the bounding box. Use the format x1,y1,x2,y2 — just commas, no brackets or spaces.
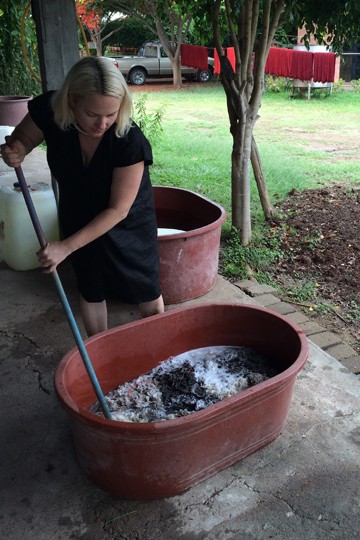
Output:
0,148,359,539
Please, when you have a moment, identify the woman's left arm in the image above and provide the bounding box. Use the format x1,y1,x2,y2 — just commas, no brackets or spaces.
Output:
37,162,144,272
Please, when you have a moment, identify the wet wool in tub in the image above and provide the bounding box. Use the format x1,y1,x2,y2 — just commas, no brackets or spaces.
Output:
91,346,280,422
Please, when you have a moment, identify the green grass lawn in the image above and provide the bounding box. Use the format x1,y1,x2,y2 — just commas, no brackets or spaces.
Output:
133,84,360,231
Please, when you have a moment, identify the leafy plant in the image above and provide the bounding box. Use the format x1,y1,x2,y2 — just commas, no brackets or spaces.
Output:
265,75,289,93
346,301,360,322
220,226,284,280
303,232,323,250
281,279,319,303
272,27,294,49
351,79,360,93
133,94,165,146
0,0,41,95
333,78,345,93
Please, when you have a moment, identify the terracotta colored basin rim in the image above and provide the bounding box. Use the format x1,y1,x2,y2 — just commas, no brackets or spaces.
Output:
153,186,227,303
55,303,308,429
153,185,227,239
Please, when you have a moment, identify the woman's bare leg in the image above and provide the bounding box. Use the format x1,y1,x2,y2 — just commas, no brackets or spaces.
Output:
138,295,164,318
79,295,108,336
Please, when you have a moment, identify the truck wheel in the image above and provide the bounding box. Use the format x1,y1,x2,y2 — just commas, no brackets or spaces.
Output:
129,68,146,86
197,68,212,83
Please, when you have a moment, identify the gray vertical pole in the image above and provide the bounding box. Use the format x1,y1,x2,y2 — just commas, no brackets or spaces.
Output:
30,0,80,205
31,0,80,92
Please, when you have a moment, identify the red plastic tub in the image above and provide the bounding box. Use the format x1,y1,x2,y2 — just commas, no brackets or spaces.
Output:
54,303,308,499
154,186,226,304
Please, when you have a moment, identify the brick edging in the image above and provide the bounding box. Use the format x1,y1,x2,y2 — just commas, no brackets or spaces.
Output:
234,279,360,376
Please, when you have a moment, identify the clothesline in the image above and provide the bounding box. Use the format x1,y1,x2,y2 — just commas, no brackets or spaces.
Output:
179,44,336,84
213,46,336,83
265,47,336,83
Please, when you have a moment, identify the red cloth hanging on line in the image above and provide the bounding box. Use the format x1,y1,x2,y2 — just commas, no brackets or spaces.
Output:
226,47,236,71
214,49,221,74
180,44,208,70
214,48,235,74
215,46,335,83
313,52,336,83
290,50,313,81
214,47,255,74
265,47,292,78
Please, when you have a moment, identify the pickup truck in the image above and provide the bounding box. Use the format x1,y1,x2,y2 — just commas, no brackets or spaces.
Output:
112,42,214,86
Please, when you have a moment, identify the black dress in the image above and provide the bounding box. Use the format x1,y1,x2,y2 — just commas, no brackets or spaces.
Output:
28,92,161,304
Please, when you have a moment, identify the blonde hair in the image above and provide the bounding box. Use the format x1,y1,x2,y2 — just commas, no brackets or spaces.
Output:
51,56,133,137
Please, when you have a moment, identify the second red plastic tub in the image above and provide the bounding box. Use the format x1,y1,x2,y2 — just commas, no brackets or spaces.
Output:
154,186,226,304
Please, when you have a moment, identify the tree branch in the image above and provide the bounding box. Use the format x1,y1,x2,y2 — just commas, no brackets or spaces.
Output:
224,0,240,73
241,0,253,82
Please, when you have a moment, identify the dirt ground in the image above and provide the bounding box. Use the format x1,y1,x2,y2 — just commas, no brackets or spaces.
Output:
268,184,360,355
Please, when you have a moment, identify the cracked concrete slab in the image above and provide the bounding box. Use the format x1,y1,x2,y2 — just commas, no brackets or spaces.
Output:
1,151,359,539
0,258,359,540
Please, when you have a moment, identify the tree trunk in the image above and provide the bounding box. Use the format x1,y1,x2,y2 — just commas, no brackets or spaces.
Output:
230,120,253,245
95,40,102,56
173,63,183,88
231,131,242,229
239,125,253,245
170,56,183,88
210,0,286,246
251,136,276,220
89,31,102,56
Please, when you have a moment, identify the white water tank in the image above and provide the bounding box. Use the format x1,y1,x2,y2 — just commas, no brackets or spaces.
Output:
0,182,60,270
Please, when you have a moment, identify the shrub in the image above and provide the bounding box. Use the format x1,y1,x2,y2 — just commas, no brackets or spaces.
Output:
0,0,41,95
333,78,345,93
265,75,288,93
351,79,360,93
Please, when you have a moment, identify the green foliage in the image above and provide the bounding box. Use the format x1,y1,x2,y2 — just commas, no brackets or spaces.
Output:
281,279,319,303
291,87,332,100
107,0,192,48
347,301,360,322
104,16,154,49
351,79,360,93
273,27,294,48
265,75,289,93
133,94,165,146
191,0,360,55
0,0,41,96
284,0,360,54
220,226,284,281
333,78,345,93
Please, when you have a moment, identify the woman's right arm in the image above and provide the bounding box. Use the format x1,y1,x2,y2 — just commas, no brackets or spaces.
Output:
1,113,45,168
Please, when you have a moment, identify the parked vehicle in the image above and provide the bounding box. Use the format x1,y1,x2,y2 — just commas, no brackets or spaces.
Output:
112,42,214,86
101,56,119,68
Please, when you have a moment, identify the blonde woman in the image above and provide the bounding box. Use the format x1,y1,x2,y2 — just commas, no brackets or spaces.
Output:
1,56,164,336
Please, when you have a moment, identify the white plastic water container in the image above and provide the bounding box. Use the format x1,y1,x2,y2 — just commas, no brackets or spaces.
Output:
0,182,60,271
